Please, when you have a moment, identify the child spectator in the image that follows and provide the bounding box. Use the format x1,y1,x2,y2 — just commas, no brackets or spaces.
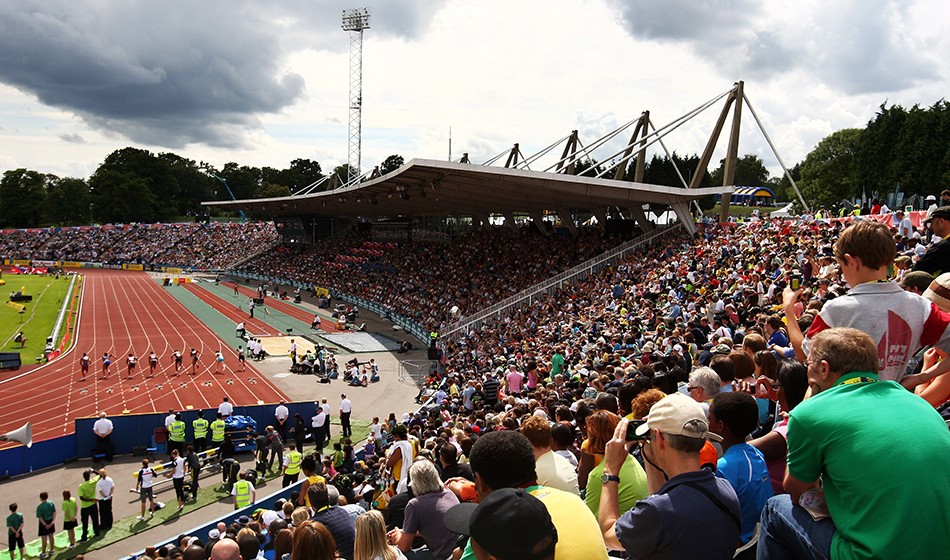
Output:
708,392,773,545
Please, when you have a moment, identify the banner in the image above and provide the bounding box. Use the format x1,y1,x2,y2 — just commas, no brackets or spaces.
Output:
12,259,30,266
162,267,183,274
62,261,82,268
315,286,329,297
123,263,144,271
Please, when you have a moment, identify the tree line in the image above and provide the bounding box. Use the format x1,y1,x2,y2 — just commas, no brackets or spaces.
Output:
2,100,945,228
796,100,950,208
0,149,406,228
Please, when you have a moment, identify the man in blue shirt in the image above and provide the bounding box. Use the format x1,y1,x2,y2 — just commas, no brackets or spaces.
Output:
708,391,772,545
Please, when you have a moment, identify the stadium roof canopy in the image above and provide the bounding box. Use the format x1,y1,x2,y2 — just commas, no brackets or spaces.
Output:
203,158,733,234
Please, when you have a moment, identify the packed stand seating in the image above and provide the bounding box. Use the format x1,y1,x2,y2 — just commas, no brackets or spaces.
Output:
151,222,280,269
239,226,634,331
116,211,950,560
0,221,279,269
0,228,53,261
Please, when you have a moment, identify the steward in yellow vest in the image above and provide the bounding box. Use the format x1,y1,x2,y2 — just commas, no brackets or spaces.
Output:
282,443,303,487
232,474,255,509
192,410,209,452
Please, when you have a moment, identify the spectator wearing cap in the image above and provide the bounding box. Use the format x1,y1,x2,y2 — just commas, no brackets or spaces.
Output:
898,270,934,295
758,327,950,559
444,487,558,560
707,392,773,545
458,430,608,560
914,205,950,275
599,393,741,558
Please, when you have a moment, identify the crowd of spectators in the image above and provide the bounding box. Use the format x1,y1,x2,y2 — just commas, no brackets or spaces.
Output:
0,222,279,269
132,204,950,560
239,227,634,331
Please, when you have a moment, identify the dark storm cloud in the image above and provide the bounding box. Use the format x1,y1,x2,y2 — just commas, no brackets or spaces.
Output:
0,1,440,148
610,0,936,95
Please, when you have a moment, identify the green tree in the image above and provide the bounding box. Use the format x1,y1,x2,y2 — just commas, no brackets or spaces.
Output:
853,103,906,197
44,177,90,225
797,128,863,208
220,163,262,200
637,152,710,187
283,158,323,189
255,183,292,198
572,157,606,178
709,154,771,186
774,163,801,202
379,154,404,175
0,169,47,227
88,169,157,223
327,164,359,189
158,152,214,217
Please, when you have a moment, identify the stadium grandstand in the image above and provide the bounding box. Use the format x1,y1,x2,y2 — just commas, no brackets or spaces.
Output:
2,89,948,559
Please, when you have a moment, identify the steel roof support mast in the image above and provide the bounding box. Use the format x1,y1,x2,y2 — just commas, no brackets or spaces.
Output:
342,8,370,188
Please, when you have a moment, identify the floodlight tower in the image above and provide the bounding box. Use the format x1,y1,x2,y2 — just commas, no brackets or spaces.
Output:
342,7,370,187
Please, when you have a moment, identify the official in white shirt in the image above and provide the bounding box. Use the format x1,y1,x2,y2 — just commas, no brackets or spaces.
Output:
93,412,114,461
95,468,115,530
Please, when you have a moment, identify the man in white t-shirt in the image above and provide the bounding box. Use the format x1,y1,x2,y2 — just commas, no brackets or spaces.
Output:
218,397,234,418
897,211,914,238
311,406,327,453
339,394,353,437
135,459,157,519
369,417,384,449
96,468,115,530
275,400,290,439
93,412,114,461
321,399,332,439
170,449,187,511
164,409,177,430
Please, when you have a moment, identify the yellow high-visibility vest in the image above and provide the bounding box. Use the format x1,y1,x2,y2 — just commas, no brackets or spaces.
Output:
234,480,252,508
285,451,302,475
193,418,209,439
169,421,186,442
211,420,226,442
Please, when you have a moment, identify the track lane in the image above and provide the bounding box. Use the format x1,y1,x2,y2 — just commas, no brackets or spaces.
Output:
0,270,287,447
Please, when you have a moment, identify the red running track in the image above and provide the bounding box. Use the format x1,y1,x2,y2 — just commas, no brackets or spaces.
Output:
0,269,287,448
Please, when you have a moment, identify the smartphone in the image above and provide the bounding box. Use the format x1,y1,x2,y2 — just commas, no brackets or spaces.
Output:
789,271,802,290
625,419,649,441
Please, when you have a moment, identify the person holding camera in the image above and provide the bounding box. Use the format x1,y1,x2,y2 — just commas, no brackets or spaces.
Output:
598,393,741,558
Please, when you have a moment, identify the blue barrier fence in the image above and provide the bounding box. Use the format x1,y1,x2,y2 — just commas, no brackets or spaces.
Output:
126,475,300,559
0,401,326,479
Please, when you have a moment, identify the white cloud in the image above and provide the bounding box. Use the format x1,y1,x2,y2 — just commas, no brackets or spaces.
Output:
0,0,947,185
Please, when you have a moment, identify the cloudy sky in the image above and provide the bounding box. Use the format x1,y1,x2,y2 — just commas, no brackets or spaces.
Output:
0,0,946,182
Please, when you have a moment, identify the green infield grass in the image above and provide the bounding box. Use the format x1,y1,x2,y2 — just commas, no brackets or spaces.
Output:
0,273,76,364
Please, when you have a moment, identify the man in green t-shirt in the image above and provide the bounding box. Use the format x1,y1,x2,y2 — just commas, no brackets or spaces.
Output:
758,327,950,560
6,503,25,560
35,492,55,559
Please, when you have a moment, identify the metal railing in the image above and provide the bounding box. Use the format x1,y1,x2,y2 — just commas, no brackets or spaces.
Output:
440,223,683,340
398,359,442,388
